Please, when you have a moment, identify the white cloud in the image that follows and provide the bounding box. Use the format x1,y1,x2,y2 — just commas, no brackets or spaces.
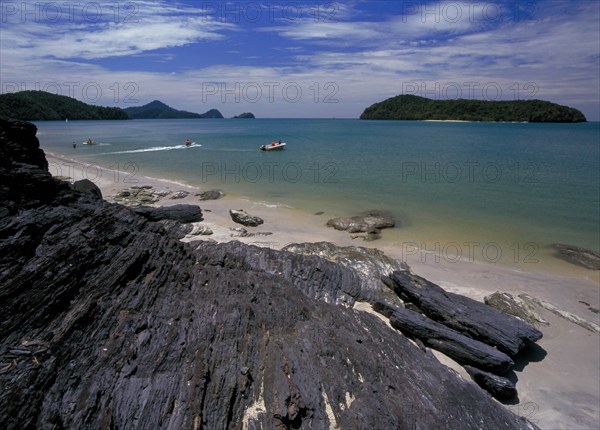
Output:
1,0,598,119
0,0,233,60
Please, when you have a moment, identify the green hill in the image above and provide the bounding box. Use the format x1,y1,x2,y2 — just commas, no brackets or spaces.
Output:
0,91,129,120
233,112,255,119
360,95,587,122
124,101,223,119
199,109,225,119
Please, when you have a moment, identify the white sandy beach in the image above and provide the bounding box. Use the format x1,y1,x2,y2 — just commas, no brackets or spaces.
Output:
46,152,600,430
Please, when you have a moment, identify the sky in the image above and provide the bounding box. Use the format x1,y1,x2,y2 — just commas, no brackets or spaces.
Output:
1,0,599,119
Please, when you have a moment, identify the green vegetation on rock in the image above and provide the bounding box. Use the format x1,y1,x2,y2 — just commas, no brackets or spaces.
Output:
233,112,255,119
124,101,223,119
0,91,129,120
360,95,587,122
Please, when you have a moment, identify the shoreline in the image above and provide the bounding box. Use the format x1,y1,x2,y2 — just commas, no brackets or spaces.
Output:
45,149,597,280
45,151,599,429
45,151,598,292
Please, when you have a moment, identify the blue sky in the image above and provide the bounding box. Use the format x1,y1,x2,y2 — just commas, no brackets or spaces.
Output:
1,0,599,119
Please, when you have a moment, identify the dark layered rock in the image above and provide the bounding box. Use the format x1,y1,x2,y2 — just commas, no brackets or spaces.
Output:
133,204,203,223
156,219,195,239
464,366,518,401
196,241,361,307
326,210,395,236
550,243,600,270
229,209,264,227
0,119,540,430
389,271,543,356
0,118,47,170
72,178,102,199
113,185,161,206
229,227,272,238
284,242,406,308
188,224,213,236
195,189,224,201
386,307,514,374
169,190,189,199
484,291,549,326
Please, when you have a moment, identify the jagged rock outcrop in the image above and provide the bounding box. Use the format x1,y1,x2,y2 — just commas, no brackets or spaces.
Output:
385,305,514,374
112,185,162,206
169,190,190,199
133,204,203,223
464,366,517,401
229,209,264,227
0,119,540,429
188,224,213,236
195,189,224,201
283,242,407,308
229,227,272,238
72,178,102,199
550,243,600,270
484,291,549,326
326,210,395,240
388,271,543,356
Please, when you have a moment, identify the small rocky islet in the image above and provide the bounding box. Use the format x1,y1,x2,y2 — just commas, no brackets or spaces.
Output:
0,117,548,429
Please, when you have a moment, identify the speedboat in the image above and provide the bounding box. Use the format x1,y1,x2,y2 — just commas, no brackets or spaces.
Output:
260,142,286,151
82,139,96,145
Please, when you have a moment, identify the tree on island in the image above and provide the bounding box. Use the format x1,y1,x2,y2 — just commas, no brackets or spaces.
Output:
360,95,587,123
124,101,224,119
0,91,129,121
232,112,255,119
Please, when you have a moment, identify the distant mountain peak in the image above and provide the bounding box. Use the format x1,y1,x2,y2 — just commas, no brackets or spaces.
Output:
123,100,223,119
0,90,129,121
146,100,170,108
233,112,255,119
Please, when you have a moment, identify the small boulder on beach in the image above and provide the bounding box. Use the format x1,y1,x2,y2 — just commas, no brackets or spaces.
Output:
196,189,224,201
169,190,190,199
327,210,395,240
134,204,203,223
550,243,600,270
72,179,102,199
229,209,264,227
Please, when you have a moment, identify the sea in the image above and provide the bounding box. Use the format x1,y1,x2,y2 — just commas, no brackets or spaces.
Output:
34,119,600,272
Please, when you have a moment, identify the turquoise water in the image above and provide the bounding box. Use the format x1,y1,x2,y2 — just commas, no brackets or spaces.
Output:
35,119,600,262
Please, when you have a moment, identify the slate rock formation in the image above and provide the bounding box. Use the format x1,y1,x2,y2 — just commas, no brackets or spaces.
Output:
464,365,518,401
73,178,102,199
326,210,395,241
550,243,600,270
484,291,549,326
386,305,514,374
0,118,540,429
229,209,264,227
388,270,543,356
133,204,204,223
283,242,407,308
326,210,395,233
195,189,224,201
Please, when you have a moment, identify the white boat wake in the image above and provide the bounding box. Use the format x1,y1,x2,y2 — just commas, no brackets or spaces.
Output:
99,143,201,155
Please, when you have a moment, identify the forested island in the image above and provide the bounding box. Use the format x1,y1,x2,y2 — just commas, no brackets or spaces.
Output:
360,95,587,122
124,100,223,119
0,91,129,120
0,92,224,121
233,112,255,119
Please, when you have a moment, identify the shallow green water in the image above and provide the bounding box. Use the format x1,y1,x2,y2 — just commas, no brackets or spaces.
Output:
36,118,600,265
